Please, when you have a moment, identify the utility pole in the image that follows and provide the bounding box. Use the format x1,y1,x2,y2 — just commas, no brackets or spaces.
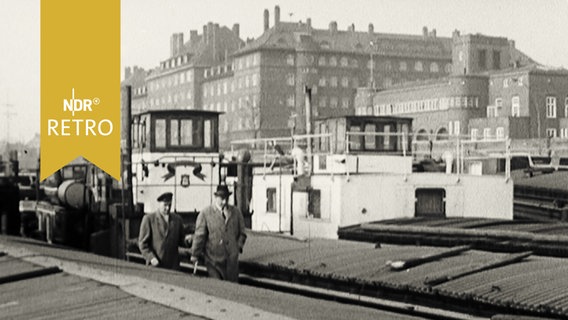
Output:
369,41,376,89
2,93,16,157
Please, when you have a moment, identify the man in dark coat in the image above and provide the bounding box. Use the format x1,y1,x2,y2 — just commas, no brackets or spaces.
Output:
138,192,188,270
191,185,247,282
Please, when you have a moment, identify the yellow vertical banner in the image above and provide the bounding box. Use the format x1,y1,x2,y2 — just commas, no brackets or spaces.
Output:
41,0,120,180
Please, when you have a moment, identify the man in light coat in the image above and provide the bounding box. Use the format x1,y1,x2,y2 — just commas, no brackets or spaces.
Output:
191,185,247,282
138,192,188,270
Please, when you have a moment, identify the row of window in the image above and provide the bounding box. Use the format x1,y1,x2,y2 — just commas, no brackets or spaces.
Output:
148,91,193,107
318,75,359,88
458,49,501,71
148,70,194,92
160,54,192,70
132,116,215,150
203,95,259,113
203,74,260,98
488,96,568,119
488,96,521,117
362,96,480,116
133,86,147,96
204,64,233,78
317,55,448,74
470,128,506,140
318,96,351,109
219,117,261,132
471,127,568,140
233,53,261,70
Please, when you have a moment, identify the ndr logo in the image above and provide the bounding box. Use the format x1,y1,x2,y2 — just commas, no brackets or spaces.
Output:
63,88,100,116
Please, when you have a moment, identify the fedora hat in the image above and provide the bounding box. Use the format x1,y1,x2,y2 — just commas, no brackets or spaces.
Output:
157,192,173,202
214,185,232,198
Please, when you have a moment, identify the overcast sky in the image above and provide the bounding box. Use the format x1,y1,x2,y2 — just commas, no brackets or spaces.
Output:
1,0,567,142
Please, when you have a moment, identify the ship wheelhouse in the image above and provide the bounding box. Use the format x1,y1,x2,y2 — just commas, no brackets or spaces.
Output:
314,116,413,155
132,110,220,154
130,110,223,217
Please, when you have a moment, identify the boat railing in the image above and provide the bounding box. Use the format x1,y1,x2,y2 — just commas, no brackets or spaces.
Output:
230,132,516,178
230,134,335,177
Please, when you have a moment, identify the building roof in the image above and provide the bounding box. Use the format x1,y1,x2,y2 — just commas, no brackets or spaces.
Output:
487,63,568,77
146,25,244,80
235,22,452,59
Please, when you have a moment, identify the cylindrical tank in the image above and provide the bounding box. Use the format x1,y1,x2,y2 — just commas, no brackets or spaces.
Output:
57,180,88,209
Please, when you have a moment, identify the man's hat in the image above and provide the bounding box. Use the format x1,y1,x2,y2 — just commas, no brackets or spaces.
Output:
157,192,173,202
214,185,232,198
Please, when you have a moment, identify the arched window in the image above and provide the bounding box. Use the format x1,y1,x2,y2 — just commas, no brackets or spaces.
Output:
329,56,337,66
436,128,449,140
415,61,423,72
416,129,429,141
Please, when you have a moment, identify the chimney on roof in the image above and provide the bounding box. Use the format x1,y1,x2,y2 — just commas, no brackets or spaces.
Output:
329,21,338,34
508,39,515,48
452,29,461,39
213,24,220,61
203,25,208,44
190,30,198,42
430,28,437,38
170,32,184,56
368,23,374,34
348,23,355,32
422,26,428,37
307,18,312,29
232,23,240,38
274,5,280,25
207,22,214,44
124,66,131,80
264,9,269,31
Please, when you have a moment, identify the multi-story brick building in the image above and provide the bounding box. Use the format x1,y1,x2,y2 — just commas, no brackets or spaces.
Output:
122,66,149,115
124,6,565,149
469,65,568,140
355,31,568,141
212,6,454,146
123,22,244,115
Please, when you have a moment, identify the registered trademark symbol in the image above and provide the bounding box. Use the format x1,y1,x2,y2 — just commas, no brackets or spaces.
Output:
93,98,100,105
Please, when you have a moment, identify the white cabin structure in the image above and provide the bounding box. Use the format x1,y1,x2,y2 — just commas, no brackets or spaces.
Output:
246,116,513,239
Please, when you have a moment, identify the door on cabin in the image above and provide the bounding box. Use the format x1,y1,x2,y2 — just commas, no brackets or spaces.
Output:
415,188,446,218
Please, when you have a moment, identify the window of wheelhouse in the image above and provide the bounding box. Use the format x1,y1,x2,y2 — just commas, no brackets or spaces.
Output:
364,124,376,149
152,115,217,152
350,125,362,150
347,120,399,152
155,119,167,148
